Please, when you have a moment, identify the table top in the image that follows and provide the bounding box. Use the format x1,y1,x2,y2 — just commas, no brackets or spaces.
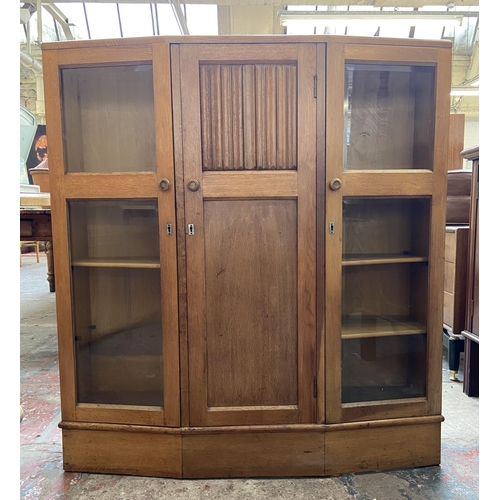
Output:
20,192,51,209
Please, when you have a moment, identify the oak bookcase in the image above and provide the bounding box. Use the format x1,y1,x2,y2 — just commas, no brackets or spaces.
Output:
42,34,451,478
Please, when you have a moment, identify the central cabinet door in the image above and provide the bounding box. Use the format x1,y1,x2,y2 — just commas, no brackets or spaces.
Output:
176,43,318,426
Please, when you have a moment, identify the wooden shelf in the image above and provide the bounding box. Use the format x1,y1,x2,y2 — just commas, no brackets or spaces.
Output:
342,316,427,339
342,254,428,267
72,258,160,269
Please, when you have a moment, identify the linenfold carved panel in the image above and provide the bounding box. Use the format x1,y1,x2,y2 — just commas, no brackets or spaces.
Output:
200,64,297,170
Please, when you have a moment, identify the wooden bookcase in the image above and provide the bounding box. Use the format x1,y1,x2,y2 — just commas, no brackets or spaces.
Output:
42,35,451,478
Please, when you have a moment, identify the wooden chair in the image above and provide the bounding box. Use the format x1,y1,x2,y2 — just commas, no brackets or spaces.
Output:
20,241,40,266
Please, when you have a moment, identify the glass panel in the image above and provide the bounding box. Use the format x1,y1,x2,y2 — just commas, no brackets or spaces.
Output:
118,4,155,38
341,197,430,403
61,65,156,173
84,3,121,39
69,200,163,406
344,64,435,170
185,5,219,35
342,335,427,403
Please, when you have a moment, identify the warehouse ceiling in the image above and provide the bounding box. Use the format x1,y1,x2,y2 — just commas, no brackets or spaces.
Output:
20,1,479,114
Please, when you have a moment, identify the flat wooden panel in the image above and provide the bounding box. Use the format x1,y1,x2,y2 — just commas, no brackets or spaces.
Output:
64,173,159,198
343,171,434,196
445,231,457,262
325,421,441,475
204,200,298,408
443,292,455,328
196,43,299,62
202,171,297,198
444,263,455,293
447,114,465,171
340,400,430,422
20,215,52,239
344,44,439,64
62,429,182,477
182,432,324,478
57,45,153,66
74,406,164,426
199,63,297,170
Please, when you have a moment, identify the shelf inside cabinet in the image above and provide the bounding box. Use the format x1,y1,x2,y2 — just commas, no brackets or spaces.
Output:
341,316,427,339
342,253,428,267
72,258,160,269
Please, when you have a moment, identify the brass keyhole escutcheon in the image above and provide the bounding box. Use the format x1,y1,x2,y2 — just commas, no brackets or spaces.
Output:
187,179,201,192
329,178,342,191
158,178,170,191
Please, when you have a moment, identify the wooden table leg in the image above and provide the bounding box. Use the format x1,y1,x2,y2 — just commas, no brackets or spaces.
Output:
46,241,55,293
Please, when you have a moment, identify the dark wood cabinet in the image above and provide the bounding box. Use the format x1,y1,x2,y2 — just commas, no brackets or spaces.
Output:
461,146,479,397
443,225,469,380
42,35,452,478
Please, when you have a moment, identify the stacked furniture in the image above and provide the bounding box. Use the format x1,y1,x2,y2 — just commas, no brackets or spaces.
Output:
42,34,451,478
460,146,479,397
442,169,472,380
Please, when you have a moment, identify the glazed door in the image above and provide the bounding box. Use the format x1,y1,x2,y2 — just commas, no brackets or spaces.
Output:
176,43,318,426
44,43,180,427
325,43,450,423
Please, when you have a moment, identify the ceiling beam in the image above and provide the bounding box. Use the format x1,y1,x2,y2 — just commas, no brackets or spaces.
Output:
32,1,479,6
42,2,75,40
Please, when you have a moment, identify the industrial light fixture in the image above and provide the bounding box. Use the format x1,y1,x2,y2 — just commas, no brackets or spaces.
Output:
278,10,475,28
450,86,479,96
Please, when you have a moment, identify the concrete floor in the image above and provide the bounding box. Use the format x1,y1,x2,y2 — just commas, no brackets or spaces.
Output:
20,255,479,499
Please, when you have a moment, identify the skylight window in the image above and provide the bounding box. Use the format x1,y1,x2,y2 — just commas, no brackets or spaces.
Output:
21,3,218,42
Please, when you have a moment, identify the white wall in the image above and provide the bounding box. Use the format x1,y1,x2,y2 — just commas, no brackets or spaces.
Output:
461,116,479,168
464,116,479,150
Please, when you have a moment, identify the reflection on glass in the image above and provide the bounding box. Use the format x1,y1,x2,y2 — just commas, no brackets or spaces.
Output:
344,64,435,170
69,200,163,407
341,197,430,403
61,65,156,173
342,334,426,403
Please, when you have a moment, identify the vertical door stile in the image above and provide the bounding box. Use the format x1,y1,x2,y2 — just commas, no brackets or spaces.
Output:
170,43,191,428
315,42,327,425
297,43,318,424
180,44,208,426
427,47,452,415
153,42,180,427
43,49,77,422
325,43,345,424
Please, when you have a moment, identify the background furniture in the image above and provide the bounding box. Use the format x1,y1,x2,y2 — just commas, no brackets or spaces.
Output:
443,226,468,380
461,146,479,397
20,241,40,266
42,34,451,478
442,168,472,380
20,192,54,292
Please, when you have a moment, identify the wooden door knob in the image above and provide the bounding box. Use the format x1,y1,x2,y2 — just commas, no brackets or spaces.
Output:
187,179,201,192
158,178,171,191
329,178,342,191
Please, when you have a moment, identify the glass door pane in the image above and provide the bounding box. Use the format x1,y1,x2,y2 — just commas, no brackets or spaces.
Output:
341,197,430,403
61,65,156,173
68,200,163,406
344,64,435,170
